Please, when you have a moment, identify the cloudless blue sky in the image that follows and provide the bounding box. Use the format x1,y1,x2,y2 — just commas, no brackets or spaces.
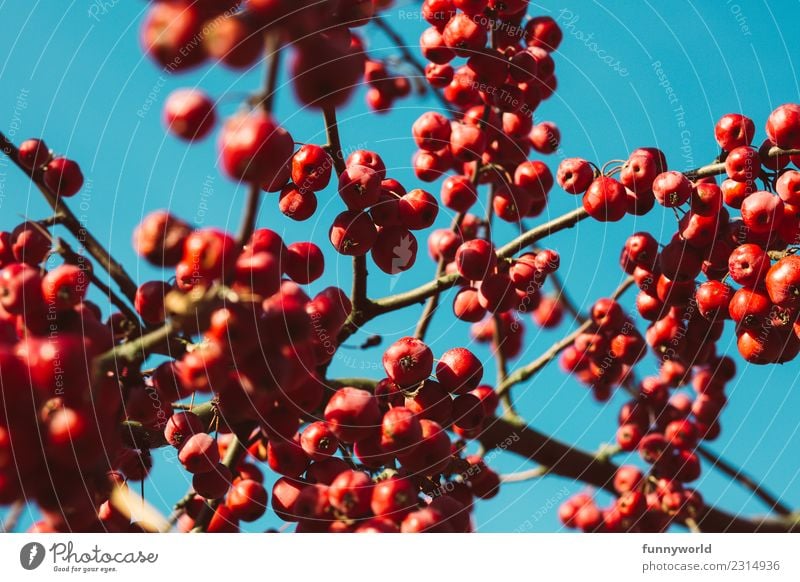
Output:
0,1,798,532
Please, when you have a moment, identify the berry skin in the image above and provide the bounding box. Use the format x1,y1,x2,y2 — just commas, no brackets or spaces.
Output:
583,177,627,221
442,13,488,58
370,477,419,521
164,411,204,449
284,242,324,285
776,170,800,205
441,175,478,212
178,433,220,474
740,191,783,235
652,171,692,207
380,406,423,455
714,113,755,151
17,138,50,170
227,479,268,522
300,422,339,461
413,111,452,152
181,228,237,285
133,211,192,267
727,243,770,288
43,157,84,197
133,280,170,325
338,164,381,210
163,89,216,141
455,239,496,281
279,184,318,221
695,281,733,319
323,387,382,443
291,144,332,192
436,347,483,394
398,189,439,230
218,111,293,185
383,337,434,387
724,146,759,183
557,158,594,194
370,226,418,275
329,470,374,519
766,256,800,309
41,264,88,312
329,210,378,256
766,103,800,149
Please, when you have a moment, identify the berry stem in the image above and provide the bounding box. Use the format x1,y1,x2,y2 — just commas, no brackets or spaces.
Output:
0,131,139,302
371,15,451,111
323,105,371,318
191,426,252,533
236,32,283,248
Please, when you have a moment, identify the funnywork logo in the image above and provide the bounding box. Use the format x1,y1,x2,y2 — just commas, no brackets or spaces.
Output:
20,542,46,570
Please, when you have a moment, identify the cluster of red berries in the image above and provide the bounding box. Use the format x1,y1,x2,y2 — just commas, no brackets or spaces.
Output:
0,216,136,530
17,138,84,197
559,297,645,401
559,465,704,533
557,103,800,532
444,242,563,359
413,1,562,213
142,0,377,109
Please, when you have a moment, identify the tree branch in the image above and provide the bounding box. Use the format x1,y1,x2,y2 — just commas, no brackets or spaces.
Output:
0,132,139,302
477,415,799,532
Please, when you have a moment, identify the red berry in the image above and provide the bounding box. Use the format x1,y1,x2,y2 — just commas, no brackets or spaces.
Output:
178,433,220,474
219,111,293,185
766,103,800,149
291,144,332,192
324,387,382,443
766,256,800,308
43,157,83,197
398,189,439,230
41,264,88,312
163,89,216,141
455,239,496,281
714,113,755,151
17,138,50,170
284,242,324,284
383,336,434,387
583,177,627,221
279,184,318,221
134,280,170,324
380,406,423,455
436,347,483,394
329,470,374,518
370,477,418,521
371,226,418,275
338,164,381,210
557,158,594,194
329,210,378,256
652,171,691,207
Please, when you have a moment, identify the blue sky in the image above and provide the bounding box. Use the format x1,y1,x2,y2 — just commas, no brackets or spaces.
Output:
0,1,798,532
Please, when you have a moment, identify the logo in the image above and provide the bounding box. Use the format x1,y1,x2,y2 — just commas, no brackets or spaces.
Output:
20,542,46,570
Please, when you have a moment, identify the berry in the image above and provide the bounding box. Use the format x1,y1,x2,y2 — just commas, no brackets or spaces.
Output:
163,89,216,141
43,157,83,197
383,337,434,387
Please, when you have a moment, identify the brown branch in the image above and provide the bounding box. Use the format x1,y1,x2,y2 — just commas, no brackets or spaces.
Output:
371,15,450,111
696,444,793,516
0,132,139,302
478,415,799,533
